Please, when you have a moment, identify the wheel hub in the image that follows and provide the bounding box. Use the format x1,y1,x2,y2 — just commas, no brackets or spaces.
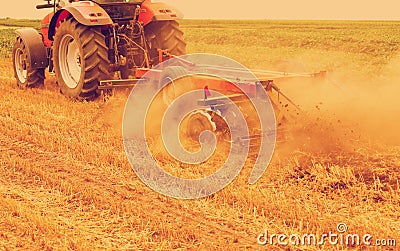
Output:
185,110,216,141
14,48,27,84
59,34,82,89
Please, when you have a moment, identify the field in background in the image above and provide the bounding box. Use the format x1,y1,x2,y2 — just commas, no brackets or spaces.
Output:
2,18,400,74
0,19,400,250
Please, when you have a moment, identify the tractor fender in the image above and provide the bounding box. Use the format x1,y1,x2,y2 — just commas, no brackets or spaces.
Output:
48,1,112,41
139,0,184,26
15,28,49,69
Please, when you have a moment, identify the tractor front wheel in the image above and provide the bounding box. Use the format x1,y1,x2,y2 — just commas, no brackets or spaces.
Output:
12,37,45,88
53,18,109,100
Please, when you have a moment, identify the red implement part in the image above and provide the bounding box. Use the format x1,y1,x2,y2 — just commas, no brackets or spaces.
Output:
191,76,257,96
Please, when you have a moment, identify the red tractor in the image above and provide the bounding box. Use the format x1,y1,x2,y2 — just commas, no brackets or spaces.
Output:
12,0,186,99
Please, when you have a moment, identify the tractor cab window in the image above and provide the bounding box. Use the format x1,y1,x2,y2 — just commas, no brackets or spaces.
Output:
58,0,77,8
58,0,67,8
57,0,145,5
94,0,145,3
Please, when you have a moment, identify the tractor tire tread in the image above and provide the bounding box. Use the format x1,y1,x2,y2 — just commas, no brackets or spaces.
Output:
53,18,110,100
12,37,45,88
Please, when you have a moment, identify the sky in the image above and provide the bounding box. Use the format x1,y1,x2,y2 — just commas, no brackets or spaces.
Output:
1,0,400,20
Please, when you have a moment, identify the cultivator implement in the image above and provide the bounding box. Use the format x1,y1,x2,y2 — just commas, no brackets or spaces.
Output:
99,51,327,145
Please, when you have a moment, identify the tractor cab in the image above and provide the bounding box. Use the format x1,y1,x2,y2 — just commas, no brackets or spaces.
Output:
94,0,146,22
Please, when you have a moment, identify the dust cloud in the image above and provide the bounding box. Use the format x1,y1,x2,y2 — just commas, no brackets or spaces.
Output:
98,57,400,160
276,57,400,154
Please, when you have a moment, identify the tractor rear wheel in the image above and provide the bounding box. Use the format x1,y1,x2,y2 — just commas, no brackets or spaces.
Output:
12,37,45,88
53,18,110,100
145,20,186,65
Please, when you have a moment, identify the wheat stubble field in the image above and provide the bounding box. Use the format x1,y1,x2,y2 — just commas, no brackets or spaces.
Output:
0,19,400,250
